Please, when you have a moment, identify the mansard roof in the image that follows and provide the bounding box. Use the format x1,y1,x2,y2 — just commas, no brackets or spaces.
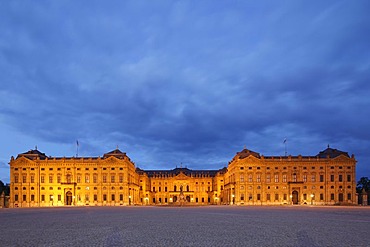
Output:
316,147,350,158
235,148,261,159
144,167,223,178
103,149,127,159
17,149,47,160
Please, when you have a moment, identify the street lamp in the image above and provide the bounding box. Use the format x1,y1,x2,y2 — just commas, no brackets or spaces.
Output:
232,194,235,205
129,195,132,206
290,194,293,205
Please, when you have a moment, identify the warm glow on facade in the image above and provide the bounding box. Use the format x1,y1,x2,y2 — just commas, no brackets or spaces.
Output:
9,147,357,207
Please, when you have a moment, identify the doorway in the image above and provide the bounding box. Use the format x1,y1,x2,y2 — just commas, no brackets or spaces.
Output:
66,191,73,205
292,190,299,204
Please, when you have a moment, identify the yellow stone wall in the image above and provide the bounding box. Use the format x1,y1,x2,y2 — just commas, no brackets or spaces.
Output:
9,147,357,207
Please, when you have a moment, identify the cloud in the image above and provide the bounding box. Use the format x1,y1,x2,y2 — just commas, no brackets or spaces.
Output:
0,1,369,182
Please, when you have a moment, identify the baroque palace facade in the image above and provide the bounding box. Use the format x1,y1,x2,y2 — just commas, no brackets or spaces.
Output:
9,147,357,207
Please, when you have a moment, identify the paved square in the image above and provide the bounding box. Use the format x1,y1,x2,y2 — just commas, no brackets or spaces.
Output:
1,206,369,246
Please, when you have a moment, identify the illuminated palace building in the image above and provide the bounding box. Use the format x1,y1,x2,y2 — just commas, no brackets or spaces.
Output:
9,147,357,207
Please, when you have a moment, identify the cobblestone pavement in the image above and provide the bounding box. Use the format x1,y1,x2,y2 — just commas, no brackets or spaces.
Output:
1,206,369,247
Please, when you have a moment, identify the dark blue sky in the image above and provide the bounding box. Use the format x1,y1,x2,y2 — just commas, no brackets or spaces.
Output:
1,1,369,183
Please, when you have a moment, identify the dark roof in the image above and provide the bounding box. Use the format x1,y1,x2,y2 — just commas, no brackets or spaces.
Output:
316,148,350,158
17,149,47,160
103,149,127,159
144,167,222,177
235,148,261,159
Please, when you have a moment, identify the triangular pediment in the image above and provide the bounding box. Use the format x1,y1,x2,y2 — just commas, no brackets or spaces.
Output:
104,156,120,163
14,156,35,165
332,154,353,161
175,172,189,180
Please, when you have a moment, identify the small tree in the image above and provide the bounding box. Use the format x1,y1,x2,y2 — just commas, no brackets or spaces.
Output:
356,177,370,205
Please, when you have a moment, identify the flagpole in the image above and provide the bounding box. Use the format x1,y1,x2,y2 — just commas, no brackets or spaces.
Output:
284,138,287,156
76,140,79,157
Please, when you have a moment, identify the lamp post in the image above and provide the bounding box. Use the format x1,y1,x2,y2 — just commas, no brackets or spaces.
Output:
129,195,131,206
290,194,293,205
232,194,235,205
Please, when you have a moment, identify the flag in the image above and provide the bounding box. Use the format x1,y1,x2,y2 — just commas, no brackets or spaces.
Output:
283,138,287,144
76,140,79,146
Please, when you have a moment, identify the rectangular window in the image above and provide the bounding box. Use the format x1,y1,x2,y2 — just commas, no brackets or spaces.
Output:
165,198,168,203
103,175,107,183
94,194,98,201
31,195,35,201
257,194,261,201
303,194,307,200
77,175,81,183
248,174,253,182
85,174,90,183
330,175,334,182
196,198,198,203
347,175,351,182
58,195,61,201
257,174,261,183
267,194,270,201
339,175,343,182
311,174,316,182
111,175,115,183
283,194,287,200
165,187,167,192
41,195,45,201
57,175,61,183
293,174,297,182
120,194,123,201
330,193,334,200
240,193,244,201
202,198,205,203
30,175,35,183
240,174,244,182
303,175,307,182
41,175,45,183
23,195,27,201
14,175,19,183
320,175,324,182
283,174,287,183
153,187,155,192
119,175,123,183
266,174,270,183
103,194,107,201
49,175,53,183
93,174,98,183
320,194,324,200
14,195,19,201
275,194,279,201
22,175,27,183
347,193,351,200
111,194,115,201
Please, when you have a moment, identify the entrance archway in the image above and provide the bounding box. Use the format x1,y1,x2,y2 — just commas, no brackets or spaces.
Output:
173,196,177,203
292,190,299,204
66,191,73,205
186,196,190,202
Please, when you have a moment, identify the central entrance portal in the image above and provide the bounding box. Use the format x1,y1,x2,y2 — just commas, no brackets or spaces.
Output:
66,191,73,205
292,190,299,204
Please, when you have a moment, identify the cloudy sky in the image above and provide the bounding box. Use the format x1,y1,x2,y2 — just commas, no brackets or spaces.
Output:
1,1,369,183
